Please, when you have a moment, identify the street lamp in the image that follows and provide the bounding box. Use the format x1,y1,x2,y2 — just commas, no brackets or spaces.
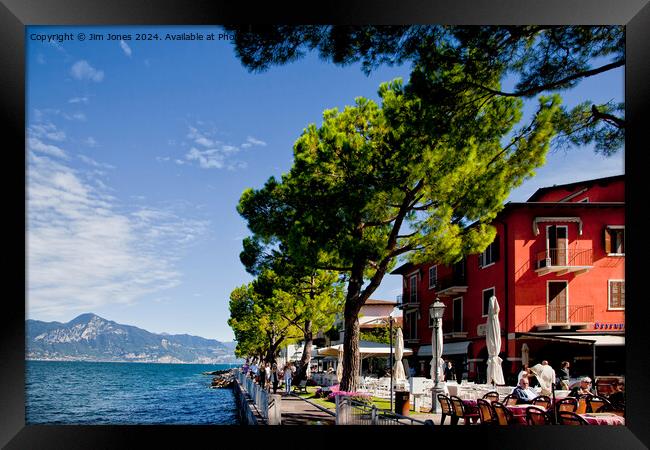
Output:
430,298,446,413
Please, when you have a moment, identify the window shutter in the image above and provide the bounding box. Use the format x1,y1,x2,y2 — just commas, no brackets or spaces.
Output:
493,235,500,262
478,253,483,268
604,227,612,253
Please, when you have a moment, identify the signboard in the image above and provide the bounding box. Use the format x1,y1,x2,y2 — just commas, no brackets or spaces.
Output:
477,323,487,336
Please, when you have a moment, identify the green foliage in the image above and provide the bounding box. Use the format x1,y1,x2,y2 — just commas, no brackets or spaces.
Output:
225,25,624,156
359,326,392,344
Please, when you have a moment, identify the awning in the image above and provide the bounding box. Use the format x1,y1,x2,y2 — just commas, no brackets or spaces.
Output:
316,340,413,359
533,216,583,236
417,341,471,357
555,334,625,346
516,333,624,346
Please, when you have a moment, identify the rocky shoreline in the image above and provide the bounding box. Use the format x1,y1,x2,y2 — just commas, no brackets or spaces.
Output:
205,368,236,388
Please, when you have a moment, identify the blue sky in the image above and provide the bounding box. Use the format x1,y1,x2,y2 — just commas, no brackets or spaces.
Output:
26,26,624,341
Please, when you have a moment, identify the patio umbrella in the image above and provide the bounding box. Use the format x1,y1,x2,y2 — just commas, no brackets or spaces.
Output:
394,327,406,382
486,295,505,385
430,316,444,382
521,343,529,368
336,347,343,383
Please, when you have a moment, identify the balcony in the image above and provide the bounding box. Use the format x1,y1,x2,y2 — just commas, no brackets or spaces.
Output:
515,305,594,332
397,293,419,310
534,248,593,276
435,273,468,297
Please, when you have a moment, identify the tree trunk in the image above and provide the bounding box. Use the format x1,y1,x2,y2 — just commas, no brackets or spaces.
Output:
341,298,363,391
295,320,313,383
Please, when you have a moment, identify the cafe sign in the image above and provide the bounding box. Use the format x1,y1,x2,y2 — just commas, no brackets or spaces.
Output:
594,322,624,330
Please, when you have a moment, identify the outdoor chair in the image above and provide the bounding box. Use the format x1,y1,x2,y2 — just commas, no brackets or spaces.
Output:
492,401,515,425
437,394,454,425
555,397,578,414
575,394,592,414
450,395,479,425
526,406,551,425
587,395,613,413
532,395,551,410
557,411,589,425
482,391,500,403
293,380,309,394
476,398,496,425
503,394,519,406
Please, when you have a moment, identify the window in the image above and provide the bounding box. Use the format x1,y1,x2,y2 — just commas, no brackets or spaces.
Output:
428,266,437,289
406,310,418,339
409,274,418,303
482,287,495,317
605,226,625,255
479,236,499,268
608,280,625,310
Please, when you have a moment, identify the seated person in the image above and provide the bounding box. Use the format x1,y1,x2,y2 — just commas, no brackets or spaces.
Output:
511,377,538,404
569,377,596,397
607,380,625,406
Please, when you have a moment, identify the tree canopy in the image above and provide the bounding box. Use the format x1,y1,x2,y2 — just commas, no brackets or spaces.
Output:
225,25,624,155
237,68,562,389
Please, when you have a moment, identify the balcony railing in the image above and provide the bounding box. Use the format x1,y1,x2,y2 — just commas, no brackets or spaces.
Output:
534,248,593,276
515,305,594,332
435,272,468,296
397,293,419,309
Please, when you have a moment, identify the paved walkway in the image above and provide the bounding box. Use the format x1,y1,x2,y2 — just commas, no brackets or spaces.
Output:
279,394,336,425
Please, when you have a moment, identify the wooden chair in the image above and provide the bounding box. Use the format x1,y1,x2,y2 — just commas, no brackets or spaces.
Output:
450,395,479,425
526,406,551,425
587,395,613,413
575,394,592,414
476,398,496,425
503,394,519,406
482,391,500,403
492,401,515,425
532,395,551,410
437,394,454,426
555,397,578,414
558,411,589,425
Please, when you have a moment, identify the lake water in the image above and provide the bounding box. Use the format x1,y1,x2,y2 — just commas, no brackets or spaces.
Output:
26,360,239,424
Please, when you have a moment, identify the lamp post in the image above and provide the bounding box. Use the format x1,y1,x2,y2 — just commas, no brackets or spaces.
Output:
430,298,446,413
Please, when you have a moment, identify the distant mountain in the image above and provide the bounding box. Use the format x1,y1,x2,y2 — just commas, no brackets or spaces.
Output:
26,313,242,364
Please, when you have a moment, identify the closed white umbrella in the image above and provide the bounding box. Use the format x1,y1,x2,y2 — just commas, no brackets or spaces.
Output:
336,347,343,383
486,295,505,385
394,327,406,381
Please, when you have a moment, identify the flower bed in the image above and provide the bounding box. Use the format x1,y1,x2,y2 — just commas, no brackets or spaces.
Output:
326,390,372,404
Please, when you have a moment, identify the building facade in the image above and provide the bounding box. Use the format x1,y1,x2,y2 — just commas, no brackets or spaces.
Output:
391,175,625,384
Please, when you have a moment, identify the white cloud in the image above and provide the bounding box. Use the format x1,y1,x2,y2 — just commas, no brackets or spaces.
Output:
27,137,68,159
156,156,171,162
186,147,224,169
64,112,87,121
27,152,210,320
70,60,104,82
78,154,114,169
182,124,248,170
84,137,98,147
241,136,267,148
68,96,89,104
119,40,132,57
29,122,66,142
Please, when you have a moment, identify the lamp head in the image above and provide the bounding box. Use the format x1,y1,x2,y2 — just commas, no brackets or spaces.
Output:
429,298,446,319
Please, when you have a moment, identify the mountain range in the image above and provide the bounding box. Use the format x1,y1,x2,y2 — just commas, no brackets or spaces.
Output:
26,313,241,364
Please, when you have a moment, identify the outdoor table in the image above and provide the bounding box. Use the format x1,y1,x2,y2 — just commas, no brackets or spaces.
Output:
579,413,625,426
506,404,546,425
460,399,480,424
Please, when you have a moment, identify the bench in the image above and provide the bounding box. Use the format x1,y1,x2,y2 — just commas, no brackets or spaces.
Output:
293,380,309,394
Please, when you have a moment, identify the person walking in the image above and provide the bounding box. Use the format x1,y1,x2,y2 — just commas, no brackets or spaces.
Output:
443,361,455,382
284,362,293,395
258,361,267,389
271,363,280,394
264,363,271,391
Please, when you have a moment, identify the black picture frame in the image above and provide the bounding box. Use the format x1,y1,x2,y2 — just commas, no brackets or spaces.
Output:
2,0,649,448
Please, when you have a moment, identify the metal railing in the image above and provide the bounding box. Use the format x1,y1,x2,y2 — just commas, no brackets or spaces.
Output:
515,305,595,332
435,272,467,292
335,396,434,426
535,248,593,269
237,371,269,421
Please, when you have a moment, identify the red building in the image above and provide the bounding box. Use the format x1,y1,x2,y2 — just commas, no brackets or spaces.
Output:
391,175,625,384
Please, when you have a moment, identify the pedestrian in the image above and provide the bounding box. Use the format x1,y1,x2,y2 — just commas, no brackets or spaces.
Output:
242,360,249,376
271,363,280,394
284,362,293,395
264,362,271,391
517,364,530,384
258,361,267,388
557,361,571,390
443,361,455,382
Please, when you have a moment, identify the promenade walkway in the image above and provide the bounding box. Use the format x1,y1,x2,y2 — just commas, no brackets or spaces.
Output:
279,394,336,425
